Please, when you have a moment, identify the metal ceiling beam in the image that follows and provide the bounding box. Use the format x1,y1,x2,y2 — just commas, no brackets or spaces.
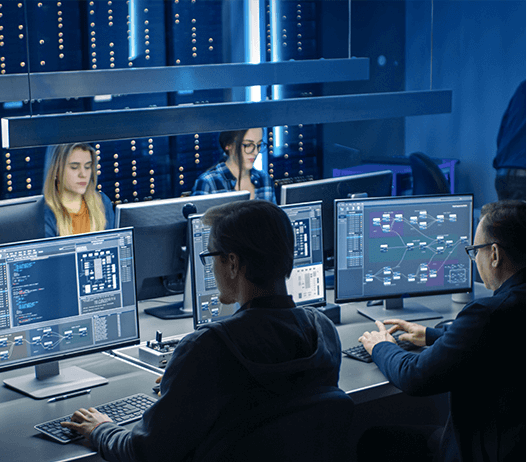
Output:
2,90,452,149
0,58,369,102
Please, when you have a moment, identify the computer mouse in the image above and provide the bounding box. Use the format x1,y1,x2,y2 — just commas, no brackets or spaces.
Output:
152,384,161,395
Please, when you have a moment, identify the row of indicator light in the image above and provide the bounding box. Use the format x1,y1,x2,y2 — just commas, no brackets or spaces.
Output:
268,125,309,179
266,3,307,55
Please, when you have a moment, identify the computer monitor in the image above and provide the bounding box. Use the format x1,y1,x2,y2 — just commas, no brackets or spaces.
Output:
189,201,328,328
280,171,393,267
0,195,45,244
115,191,250,319
281,201,326,308
189,213,240,328
334,194,474,321
0,228,139,399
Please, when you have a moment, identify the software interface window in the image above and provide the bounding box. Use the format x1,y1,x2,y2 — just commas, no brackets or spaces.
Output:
335,195,473,302
190,215,240,327
282,202,326,306
0,230,138,370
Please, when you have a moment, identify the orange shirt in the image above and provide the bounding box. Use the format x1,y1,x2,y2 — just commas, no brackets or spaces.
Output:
69,200,91,235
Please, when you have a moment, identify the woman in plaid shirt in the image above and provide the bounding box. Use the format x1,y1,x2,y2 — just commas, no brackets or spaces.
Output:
191,128,276,203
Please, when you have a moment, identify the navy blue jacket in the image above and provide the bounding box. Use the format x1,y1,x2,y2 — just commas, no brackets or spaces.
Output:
372,269,526,462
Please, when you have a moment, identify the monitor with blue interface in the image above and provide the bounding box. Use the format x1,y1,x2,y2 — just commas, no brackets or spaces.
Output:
335,194,473,321
280,171,393,267
190,201,329,328
115,191,249,319
0,228,139,399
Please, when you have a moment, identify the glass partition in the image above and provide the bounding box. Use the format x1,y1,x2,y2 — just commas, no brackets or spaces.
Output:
0,0,438,203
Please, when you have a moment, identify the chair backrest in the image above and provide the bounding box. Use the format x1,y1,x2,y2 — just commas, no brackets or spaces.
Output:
194,385,355,462
409,152,451,195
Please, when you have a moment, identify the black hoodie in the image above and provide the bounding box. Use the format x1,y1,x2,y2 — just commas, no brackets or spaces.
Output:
91,296,342,462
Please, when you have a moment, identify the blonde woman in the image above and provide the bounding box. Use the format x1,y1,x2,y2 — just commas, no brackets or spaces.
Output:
43,143,114,237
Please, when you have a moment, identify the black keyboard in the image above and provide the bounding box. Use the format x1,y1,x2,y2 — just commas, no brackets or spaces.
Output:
342,333,420,363
35,393,157,444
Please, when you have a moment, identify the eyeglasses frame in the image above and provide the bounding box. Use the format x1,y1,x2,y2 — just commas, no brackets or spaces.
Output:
199,250,222,266
241,141,267,155
464,242,500,261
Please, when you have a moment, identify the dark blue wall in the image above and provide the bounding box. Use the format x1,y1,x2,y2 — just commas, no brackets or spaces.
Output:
405,0,526,208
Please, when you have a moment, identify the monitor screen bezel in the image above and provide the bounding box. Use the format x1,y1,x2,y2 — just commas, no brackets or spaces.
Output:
0,227,140,374
333,193,474,305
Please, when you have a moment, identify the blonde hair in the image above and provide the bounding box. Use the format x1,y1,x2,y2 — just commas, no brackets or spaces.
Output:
43,143,106,236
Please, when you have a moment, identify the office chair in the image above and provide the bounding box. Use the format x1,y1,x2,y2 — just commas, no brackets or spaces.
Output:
409,152,451,195
194,385,355,462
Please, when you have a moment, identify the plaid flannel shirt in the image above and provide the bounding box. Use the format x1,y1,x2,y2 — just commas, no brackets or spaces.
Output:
191,162,276,203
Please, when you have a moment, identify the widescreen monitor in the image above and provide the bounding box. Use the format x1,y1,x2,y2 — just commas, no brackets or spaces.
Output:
0,195,45,244
0,228,139,399
115,191,250,319
334,194,474,321
280,171,393,266
189,201,328,328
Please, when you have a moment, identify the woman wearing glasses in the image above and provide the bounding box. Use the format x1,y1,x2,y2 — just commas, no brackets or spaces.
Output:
191,128,276,203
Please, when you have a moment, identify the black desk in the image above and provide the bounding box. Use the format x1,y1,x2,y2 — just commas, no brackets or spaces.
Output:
0,283,492,462
131,283,492,400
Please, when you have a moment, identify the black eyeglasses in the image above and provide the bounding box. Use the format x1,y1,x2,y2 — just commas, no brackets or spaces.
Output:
464,242,499,261
242,142,267,155
199,250,222,266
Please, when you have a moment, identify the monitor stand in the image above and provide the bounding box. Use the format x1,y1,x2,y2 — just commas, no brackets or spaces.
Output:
3,361,108,400
358,297,443,322
144,261,193,320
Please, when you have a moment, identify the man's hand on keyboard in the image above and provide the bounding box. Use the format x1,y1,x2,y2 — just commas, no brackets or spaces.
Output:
61,408,113,438
383,319,427,347
359,320,397,355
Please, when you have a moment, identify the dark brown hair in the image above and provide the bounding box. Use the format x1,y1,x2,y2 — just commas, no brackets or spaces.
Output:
202,200,294,287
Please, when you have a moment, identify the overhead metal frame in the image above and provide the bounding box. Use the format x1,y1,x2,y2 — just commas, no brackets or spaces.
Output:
0,58,369,102
2,90,452,149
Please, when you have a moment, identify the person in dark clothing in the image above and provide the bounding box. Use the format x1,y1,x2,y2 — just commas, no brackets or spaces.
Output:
61,200,343,462
493,81,526,201
357,199,526,462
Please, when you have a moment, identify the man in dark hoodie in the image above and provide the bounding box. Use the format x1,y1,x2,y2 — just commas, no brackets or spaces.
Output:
357,199,526,462
62,200,343,462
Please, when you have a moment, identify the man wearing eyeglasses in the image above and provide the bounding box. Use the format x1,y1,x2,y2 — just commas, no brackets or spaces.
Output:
62,200,347,461
357,199,525,462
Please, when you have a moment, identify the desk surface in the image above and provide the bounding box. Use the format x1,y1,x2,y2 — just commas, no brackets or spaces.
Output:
0,284,492,462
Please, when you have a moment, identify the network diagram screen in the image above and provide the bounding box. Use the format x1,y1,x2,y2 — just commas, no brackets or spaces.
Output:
0,229,138,371
335,194,473,303
282,202,326,306
190,216,240,327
